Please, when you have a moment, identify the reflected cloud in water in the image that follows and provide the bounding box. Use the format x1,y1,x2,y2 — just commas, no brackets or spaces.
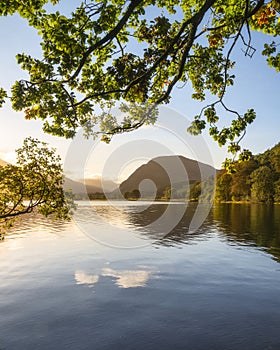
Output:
101,267,157,288
75,271,99,285
75,266,158,289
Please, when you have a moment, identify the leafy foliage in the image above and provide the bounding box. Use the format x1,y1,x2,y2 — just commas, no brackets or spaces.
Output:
0,137,74,238
189,182,202,201
215,142,280,203
250,165,275,202
0,0,280,165
124,189,141,200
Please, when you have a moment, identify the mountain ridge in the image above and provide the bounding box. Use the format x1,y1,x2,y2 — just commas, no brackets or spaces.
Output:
63,177,118,195
0,157,117,195
119,155,216,199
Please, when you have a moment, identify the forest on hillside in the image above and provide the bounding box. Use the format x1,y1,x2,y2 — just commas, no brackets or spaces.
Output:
214,143,280,203
60,143,280,203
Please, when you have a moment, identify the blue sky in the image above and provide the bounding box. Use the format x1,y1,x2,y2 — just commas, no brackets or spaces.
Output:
0,4,279,181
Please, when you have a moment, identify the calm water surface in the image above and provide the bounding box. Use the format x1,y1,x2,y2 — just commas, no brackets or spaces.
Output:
0,202,280,350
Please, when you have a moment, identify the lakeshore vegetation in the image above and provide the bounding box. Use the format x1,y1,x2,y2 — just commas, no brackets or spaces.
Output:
191,142,280,203
1,1,280,231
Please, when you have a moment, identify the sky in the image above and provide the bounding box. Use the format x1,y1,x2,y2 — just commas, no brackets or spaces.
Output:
0,3,279,182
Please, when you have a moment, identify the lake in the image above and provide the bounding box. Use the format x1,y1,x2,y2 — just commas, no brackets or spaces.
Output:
1,202,280,350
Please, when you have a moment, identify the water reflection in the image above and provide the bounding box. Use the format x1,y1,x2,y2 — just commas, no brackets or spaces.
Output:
82,202,280,261
82,202,213,246
1,203,280,350
75,266,158,288
75,271,99,285
213,204,280,261
135,203,280,262
122,202,213,245
4,212,71,239
102,267,157,288
3,202,280,262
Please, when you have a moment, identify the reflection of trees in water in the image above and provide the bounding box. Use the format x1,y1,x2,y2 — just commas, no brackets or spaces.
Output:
80,202,213,246
213,204,280,262
103,202,280,261
118,203,214,246
10,203,279,262
4,212,70,237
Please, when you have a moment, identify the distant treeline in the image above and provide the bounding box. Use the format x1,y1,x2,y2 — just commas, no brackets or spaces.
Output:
72,143,279,204
73,192,106,200
150,143,279,203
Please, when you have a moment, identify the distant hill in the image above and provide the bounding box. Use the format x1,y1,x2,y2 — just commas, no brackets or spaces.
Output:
119,155,216,199
64,177,118,196
83,178,118,193
0,157,117,199
0,157,117,197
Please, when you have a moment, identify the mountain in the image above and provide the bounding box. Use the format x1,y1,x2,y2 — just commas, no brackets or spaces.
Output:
64,177,118,196
83,178,118,193
0,156,117,196
119,155,216,198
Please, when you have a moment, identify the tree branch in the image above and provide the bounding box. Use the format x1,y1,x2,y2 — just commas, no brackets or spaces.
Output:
67,0,143,82
124,0,216,97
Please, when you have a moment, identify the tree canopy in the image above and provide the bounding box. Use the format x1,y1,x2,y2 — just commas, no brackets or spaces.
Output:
0,0,280,168
215,142,280,203
0,137,73,238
